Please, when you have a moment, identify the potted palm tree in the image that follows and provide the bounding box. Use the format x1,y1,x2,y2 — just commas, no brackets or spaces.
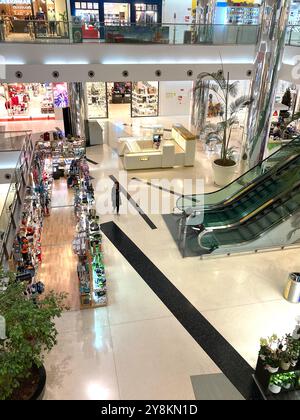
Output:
0,269,67,400
195,70,253,186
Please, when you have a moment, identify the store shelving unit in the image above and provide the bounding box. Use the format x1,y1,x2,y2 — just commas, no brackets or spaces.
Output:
131,82,159,117
226,6,260,25
86,82,108,119
71,158,108,310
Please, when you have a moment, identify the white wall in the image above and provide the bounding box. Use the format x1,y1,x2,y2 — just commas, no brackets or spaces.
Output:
159,81,193,116
162,0,193,24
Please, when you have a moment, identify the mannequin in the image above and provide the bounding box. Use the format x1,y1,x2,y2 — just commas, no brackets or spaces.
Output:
47,8,56,36
36,7,45,20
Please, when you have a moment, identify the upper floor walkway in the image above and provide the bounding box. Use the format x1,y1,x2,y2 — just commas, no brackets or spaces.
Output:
0,22,300,46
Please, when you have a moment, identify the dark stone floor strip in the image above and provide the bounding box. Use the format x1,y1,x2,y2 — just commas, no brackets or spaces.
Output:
86,158,99,166
101,221,260,400
132,177,183,198
109,175,157,230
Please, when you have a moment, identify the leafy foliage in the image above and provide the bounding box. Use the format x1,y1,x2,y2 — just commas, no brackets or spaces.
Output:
0,275,67,400
195,69,253,164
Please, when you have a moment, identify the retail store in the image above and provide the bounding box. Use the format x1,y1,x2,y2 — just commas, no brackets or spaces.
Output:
0,0,68,38
214,0,262,25
71,0,162,39
0,82,68,121
85,81,160,118
289,1,300,24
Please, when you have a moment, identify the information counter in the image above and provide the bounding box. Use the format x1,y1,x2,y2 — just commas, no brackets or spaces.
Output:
118,125,196,171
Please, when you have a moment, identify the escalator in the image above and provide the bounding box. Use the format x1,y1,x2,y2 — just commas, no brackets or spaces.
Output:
175,136,300,256
177,136,300,212
199,152,300,228
198,181,300,254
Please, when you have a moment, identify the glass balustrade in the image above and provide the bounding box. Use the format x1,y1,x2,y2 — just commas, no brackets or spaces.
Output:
2,20,300,45
177,136,300,212
0,21,260,45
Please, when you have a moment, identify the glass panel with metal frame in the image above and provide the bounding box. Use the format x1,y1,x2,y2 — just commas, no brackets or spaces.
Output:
200,182,300,251
177,136,300,212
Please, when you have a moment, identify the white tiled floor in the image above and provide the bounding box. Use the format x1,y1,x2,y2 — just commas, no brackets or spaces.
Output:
21,115,299,400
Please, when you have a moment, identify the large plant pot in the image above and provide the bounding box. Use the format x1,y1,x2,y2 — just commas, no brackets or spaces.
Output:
212,159,237,187
9,365,46,400
30,365,46,400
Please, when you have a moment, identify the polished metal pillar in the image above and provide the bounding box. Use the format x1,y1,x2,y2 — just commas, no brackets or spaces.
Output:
247,0,291,168
67,82,87,139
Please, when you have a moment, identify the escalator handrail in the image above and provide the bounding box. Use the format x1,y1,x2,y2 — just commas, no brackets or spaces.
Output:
185,151,300,216
177,135,300,211
199,180,300,249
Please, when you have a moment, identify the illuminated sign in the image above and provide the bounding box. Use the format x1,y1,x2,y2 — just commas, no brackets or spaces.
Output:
0,0,31,3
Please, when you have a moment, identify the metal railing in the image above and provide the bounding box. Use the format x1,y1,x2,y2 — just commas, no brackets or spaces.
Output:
2,20,300,46
0,20,260,45
286,25,300,46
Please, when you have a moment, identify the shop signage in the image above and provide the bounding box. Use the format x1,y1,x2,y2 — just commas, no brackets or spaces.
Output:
0,0,31,3
13,4,31,9
0,315,6,340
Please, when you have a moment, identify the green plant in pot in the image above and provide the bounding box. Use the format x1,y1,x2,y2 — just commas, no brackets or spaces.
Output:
286,334,300,367
195,69,253,187
0,274,67,400
259,338,271,361
280,372,297,390
260,335,280,372
280,350,292,371
268,375,283,394
265,354,280,374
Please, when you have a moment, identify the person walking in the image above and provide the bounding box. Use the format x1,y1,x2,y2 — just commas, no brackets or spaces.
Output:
112,181,121,215
0,12,5,41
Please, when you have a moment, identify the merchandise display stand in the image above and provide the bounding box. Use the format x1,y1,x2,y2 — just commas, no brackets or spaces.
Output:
71,158,107,310
12,138,53,297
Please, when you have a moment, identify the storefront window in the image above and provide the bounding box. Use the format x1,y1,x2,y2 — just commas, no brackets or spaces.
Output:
75,1,99,39
86,82,107,118
104,2,130,25
53,82,69,108
135,3,158,24
132,81,159,117
214,1,262,25
289,2,300,25
0,83,56,119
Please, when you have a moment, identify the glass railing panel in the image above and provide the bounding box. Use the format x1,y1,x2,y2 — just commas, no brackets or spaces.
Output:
0,130,31,151
286,25,300,46
177,136,300,211
0,21,260,45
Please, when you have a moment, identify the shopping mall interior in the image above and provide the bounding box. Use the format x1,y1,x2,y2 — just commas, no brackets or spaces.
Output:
0,0,300,404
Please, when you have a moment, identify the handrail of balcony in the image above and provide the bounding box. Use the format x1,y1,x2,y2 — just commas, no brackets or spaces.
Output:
0,20,260,45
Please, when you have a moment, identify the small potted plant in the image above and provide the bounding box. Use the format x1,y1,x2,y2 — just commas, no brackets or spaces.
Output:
281,372,296,390
259,338,271,361
268,376,283,394
280,351,291,371
265,354,280,374
286,334,300,367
